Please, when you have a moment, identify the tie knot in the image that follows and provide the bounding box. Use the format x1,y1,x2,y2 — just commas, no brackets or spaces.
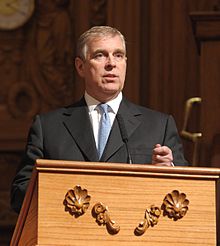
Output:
98,103,109,114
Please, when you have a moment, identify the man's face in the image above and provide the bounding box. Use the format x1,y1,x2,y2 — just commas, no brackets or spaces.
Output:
75,35,127,102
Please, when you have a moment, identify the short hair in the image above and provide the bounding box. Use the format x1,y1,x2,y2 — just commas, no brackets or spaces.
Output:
76,26,126,60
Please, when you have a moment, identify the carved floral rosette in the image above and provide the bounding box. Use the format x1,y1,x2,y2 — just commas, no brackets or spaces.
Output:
64,185,91,217
162,190,189,220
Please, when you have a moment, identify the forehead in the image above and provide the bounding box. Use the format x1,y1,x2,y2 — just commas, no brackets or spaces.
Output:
87,35,125,52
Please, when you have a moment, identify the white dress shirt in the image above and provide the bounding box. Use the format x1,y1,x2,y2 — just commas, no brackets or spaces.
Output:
84,91,122,149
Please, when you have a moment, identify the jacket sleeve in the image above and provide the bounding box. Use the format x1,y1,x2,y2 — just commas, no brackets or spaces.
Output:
163,115,188,166
10,115,44,213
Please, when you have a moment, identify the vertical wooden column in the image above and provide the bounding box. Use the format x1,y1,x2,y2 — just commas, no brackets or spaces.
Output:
107,0,141,104
190,12,220,167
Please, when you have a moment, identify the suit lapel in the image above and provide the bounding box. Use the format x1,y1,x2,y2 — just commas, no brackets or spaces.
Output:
101,98,141,161
63,98,99,162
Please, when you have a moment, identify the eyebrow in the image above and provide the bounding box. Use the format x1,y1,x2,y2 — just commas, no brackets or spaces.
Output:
92,49,107,55
113,49,126,55
92,48,126,55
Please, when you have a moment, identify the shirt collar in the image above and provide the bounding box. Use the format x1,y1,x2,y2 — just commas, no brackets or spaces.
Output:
84,91,122,114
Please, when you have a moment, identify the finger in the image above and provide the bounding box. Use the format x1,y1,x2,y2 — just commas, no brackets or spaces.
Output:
154,162,173,167
154,143,161,148
154,149,166,156
153,146,170,156
153,154,172,162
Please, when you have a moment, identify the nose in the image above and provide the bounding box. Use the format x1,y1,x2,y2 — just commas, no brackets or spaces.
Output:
105,55,116,70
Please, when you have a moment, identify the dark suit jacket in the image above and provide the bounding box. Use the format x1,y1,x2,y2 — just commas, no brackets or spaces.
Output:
11,97,187,212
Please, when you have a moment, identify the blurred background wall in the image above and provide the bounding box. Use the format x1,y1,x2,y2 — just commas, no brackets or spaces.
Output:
0,0,220,244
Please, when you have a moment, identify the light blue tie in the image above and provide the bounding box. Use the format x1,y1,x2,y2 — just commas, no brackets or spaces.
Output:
97,103,111,159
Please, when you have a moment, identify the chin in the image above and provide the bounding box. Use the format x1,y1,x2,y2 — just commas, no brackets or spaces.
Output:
103,87,120,94
103,82,122,90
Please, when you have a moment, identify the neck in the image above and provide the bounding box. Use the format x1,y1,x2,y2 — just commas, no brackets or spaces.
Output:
86,91,121,103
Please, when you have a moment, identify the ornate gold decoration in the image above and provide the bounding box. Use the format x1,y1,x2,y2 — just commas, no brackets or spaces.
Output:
92,202,120,235
63,185,91,217
180,97,202,166
135,205,161,236
162,190,189,220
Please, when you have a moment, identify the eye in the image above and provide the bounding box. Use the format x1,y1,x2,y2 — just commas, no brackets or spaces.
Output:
94,53,106,60
114,52,125,61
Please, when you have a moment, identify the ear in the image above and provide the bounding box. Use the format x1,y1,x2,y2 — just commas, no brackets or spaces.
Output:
75,57,85,78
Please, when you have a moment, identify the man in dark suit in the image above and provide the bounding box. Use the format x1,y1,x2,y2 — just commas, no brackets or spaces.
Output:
11,26,187,213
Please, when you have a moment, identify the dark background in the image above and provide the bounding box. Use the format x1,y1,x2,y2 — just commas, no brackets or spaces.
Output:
1,0,220,244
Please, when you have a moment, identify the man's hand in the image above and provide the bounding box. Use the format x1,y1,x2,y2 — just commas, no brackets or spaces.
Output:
152,144,174,166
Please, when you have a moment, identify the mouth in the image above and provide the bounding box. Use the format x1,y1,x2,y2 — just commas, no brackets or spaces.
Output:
103,74,117,78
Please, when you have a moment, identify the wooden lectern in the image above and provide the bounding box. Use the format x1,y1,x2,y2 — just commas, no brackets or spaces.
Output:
11,160,220,246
